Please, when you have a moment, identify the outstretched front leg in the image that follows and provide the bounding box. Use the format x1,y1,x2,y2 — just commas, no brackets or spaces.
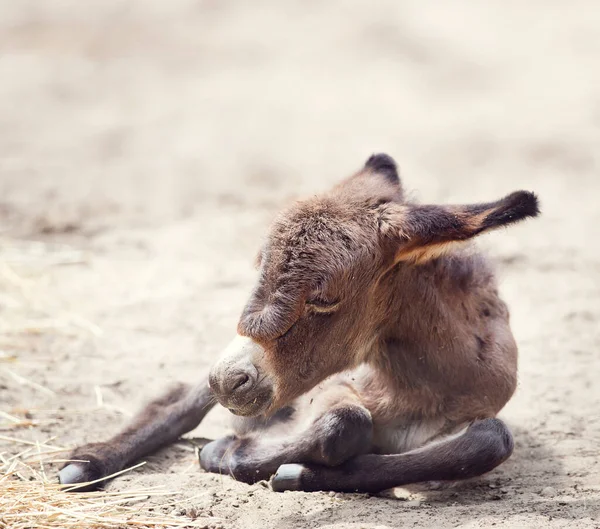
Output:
199,384,374,484
60,381,215,491
272,418,514,493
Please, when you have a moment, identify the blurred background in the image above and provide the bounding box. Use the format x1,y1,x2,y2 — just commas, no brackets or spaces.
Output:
1,1,599,528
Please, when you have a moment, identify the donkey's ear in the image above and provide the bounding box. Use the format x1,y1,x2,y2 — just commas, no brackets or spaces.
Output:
389,191,540,263
364,153,400,185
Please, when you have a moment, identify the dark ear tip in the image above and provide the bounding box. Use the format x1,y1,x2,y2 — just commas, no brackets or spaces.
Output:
365,153,397,171
507,190,540,218
365,153,399,182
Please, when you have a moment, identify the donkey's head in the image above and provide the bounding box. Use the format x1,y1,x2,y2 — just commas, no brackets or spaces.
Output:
209,154,539,416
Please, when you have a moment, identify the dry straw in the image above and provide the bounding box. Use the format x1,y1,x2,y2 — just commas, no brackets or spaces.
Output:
0,439,216,529
0,239,216,528
0,478,214,528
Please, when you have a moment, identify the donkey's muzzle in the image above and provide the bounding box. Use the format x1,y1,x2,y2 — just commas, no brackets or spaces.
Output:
208,335,273,416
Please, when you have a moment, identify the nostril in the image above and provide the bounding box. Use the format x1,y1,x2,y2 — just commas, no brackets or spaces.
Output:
230,372,250,393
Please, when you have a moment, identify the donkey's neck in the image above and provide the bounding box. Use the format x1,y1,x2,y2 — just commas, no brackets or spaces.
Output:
384,249,494,339
369,250,497,387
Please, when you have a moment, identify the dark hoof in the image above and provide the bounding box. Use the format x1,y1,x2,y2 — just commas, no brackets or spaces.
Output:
271,463,304,492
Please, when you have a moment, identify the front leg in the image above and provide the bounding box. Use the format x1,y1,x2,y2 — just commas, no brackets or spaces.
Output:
60,381,215,491
200,403,373,484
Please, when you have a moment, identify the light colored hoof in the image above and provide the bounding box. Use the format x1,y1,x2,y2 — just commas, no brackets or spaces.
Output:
59,463,86,486
59,462,101,492
199,439,221,471
271,463,304,492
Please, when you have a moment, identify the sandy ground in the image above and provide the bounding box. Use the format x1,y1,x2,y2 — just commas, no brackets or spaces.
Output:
1,1,599,527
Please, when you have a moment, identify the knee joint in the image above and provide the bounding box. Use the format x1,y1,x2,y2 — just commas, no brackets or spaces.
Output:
470,418,514,471
315,406,373,466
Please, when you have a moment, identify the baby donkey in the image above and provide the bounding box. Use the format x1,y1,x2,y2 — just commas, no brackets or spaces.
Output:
60,154,539,493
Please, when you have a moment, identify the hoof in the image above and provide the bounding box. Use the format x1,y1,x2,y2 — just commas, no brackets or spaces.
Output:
199,440,220,471
59,460,103,492
198,436,236,473
59,463,86,485
271,463,304,492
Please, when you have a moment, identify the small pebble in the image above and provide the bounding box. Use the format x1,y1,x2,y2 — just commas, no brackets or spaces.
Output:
328,491,336,497
541,486,556,497
500,487,509,494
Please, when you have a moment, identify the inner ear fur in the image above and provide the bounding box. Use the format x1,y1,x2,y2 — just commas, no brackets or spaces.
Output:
390,191,540,263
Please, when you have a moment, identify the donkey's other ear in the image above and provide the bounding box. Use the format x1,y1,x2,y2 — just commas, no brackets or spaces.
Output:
390,191,540,263
364,153,400,185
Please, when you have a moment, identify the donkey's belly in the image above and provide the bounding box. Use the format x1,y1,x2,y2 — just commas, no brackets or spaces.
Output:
372,418,448,454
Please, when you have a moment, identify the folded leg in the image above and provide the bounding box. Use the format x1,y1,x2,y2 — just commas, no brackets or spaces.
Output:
200,383,374,484
272,418,514,493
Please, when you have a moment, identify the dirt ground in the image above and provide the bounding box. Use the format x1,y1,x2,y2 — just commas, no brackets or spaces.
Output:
1,1,599,528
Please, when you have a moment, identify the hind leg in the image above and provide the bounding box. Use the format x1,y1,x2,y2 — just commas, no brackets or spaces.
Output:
200,383,373,484
272,418,514,493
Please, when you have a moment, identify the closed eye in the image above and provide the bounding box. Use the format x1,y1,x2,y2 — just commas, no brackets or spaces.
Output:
305,296,341,314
